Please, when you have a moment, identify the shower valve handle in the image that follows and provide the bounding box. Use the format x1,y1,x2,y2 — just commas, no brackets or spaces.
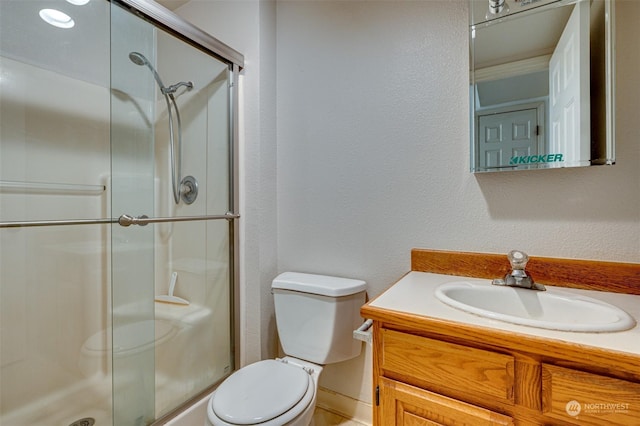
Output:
180,176,198,205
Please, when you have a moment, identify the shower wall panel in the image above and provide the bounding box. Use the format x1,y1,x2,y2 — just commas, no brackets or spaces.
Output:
0,57,112,424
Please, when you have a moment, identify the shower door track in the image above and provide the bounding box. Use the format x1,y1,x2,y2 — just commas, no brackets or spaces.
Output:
114,0,244,69
0,213,240,229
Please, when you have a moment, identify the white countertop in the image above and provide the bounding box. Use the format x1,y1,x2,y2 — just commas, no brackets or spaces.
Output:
369,272,640,356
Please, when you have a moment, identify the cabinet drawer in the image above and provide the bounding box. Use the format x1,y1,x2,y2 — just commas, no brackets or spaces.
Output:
380,377,514,426
542,363,640,426
380,329,514,403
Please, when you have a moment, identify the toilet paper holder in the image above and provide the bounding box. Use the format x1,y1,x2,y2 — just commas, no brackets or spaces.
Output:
353,319,373,343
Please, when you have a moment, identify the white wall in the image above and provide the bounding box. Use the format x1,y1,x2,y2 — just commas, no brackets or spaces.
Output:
177,0,639,412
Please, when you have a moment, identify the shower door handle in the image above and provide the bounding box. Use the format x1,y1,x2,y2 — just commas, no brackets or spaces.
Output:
117,214,150,227
118,212,239,227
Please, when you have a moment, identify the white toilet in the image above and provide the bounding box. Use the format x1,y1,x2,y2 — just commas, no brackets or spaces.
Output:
206,272,366,426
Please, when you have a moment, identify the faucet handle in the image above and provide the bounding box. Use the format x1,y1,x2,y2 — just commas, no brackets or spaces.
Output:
507,250,529,270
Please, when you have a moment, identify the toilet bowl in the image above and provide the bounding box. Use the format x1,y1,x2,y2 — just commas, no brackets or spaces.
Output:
206,272,366,426
206,357,322,426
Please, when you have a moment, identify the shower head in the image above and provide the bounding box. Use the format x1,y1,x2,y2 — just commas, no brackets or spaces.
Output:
129,51,149,66
128,51,193,95
128,51,167,91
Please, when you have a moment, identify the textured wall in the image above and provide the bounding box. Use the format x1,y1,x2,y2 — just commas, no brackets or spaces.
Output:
277,0,639,303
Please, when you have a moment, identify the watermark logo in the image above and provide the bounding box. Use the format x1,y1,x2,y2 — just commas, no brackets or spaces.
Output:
566,400,581,417
565,399,630,417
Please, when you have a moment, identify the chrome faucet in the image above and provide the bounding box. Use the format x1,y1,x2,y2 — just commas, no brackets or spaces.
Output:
492,250,546,291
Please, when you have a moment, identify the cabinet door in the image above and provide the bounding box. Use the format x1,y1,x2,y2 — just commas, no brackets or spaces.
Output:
379,377,514,426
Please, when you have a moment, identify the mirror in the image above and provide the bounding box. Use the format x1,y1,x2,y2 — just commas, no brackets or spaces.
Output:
469,0,615,172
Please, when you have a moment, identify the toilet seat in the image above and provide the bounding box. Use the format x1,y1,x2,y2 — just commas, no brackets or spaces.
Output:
209,359,314,425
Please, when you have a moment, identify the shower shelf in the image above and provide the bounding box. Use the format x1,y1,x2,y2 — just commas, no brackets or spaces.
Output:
0,180,105,195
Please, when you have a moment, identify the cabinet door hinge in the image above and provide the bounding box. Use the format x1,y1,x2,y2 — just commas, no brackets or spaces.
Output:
375,385,380,406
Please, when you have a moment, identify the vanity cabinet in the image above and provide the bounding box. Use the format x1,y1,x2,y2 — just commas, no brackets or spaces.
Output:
367,320,640,426
362,249,640,426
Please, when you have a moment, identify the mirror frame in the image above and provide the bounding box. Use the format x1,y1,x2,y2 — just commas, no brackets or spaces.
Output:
469,0,615,173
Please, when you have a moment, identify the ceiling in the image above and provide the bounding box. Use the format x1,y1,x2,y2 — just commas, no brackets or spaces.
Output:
153,0,189,11
0,0,191,87
473,1,573,69
0,0,111,86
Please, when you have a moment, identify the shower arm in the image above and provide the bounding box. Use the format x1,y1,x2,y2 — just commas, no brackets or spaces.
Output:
163,81,193,95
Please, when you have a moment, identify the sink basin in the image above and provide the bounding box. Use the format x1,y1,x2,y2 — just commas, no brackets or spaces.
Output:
435,281,636,332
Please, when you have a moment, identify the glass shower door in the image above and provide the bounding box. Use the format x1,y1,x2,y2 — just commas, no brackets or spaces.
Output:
110,2,235,423
0,1,112,425
110,3,156,425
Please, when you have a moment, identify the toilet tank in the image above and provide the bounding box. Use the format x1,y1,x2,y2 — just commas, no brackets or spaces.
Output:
272,272,367,365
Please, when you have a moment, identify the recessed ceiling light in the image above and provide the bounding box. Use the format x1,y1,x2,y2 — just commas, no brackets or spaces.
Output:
66,0,91,5
39,9,75,29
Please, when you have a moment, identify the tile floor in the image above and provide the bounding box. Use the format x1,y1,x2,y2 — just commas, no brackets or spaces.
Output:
312,408,369,426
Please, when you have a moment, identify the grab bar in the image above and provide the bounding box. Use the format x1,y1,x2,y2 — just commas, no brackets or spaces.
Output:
0,212,240,229
0,180,105,195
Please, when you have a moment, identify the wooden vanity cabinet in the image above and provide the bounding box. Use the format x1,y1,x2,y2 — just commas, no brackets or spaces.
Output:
364,250,640,426
366,320,640,426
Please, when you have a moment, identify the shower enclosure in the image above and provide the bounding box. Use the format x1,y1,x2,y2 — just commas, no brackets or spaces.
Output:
0,0,242,424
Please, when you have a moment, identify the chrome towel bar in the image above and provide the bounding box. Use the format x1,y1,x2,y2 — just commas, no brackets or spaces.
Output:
0,213,239,229
0,180,105,195
117,213,239,227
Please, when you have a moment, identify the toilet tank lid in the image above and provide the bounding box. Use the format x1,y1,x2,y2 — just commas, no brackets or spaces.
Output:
272,272,366,297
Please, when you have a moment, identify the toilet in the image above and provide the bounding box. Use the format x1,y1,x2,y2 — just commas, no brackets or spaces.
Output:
206,272,366,426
